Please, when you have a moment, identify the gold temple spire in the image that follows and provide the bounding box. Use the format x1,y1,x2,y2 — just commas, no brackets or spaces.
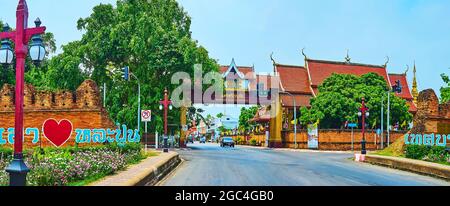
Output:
411,61,419,105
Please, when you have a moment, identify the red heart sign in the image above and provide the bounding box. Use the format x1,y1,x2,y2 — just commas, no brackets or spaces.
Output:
42,119,73,147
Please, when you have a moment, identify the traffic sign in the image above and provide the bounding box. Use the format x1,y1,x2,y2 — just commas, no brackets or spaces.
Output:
141,110,152,122
348,123,358,128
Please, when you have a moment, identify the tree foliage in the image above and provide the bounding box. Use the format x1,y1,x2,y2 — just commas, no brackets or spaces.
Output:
72,0,218,132
441,71,450,103
301,73,413,129
238,106,259,134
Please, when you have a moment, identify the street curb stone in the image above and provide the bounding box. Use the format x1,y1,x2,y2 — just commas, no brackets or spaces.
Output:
365,155,450,181
89,151,182,186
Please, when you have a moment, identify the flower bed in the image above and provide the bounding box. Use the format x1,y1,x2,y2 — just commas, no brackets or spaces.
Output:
0,143,150,186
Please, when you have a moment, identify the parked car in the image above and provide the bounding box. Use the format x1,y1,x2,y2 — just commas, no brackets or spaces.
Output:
221,137,235,148
200,136,206,144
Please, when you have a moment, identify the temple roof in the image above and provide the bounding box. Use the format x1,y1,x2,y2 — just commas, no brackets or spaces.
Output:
306,59,390,89
275,64,312,95
388,73,413,100
220,59,255,79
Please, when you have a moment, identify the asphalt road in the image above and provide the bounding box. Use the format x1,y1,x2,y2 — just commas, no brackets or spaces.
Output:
160,143,450,186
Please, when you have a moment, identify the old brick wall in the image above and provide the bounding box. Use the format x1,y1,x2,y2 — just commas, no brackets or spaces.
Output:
412,89,450,134
282,130,405,150
0,80,115,149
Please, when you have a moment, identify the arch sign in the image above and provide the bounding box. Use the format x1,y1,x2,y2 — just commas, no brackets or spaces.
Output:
0,118,140,147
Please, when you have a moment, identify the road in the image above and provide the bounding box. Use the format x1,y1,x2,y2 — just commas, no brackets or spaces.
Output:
160,143,450,186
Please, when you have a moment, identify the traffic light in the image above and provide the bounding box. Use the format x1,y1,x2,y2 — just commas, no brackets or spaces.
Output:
392,80,402,93
122,66,130,81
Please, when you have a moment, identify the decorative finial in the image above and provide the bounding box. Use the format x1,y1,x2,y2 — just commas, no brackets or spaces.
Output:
404,64,409,75
383,56,390,68
301,48,308,60
345,49,351,63
411,61,419,105
270,52,276,66
3,23,10,32
34,18,42,27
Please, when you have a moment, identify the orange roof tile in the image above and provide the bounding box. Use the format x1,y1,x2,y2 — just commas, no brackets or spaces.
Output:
281,94,312,107
306,59,390,88
276,64,312,94
389,73,413,100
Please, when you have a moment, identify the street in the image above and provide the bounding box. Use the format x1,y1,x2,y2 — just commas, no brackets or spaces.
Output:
160,143,450,186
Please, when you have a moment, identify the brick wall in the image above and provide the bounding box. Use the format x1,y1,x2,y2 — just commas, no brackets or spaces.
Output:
229,130,405,151
282,129,405,151
0,80,115,149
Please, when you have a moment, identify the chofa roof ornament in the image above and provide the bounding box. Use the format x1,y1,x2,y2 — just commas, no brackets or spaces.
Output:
345,49,351,63
301,48,308,60
383,56,390,68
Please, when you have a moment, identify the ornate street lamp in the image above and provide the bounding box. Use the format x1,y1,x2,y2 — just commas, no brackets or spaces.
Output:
0,0,47,186
160,88,173,153
358,97,369,155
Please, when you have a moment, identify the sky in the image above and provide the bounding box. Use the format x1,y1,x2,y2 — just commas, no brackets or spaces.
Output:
1,0,449,118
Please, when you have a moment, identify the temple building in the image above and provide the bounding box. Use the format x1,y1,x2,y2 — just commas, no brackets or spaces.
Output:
219,53,418,128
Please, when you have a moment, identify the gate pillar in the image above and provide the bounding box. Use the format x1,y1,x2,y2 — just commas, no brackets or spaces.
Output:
269,95,283,148
180,106,187,148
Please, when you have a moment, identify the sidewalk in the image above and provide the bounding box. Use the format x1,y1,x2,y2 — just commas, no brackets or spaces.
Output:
365,154,450,180
90,151,181,186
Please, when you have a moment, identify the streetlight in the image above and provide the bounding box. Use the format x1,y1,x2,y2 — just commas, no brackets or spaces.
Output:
358,97,369,155
160,88,173,153
280,91,297,149
122,66,141,132
386,80,402,147
0,0,47,186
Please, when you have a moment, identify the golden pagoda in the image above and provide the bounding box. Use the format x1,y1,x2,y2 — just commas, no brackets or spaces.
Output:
411,62,419,105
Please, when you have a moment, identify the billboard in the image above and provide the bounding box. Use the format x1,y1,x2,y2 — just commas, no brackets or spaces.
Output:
307,123,319,149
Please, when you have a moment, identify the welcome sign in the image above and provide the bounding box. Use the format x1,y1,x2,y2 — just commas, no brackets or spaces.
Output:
404,133,450,147
0,119,140,147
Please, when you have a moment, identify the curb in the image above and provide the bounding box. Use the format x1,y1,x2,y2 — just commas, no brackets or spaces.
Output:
237,145,354,154
90,151,182,186
365,155,450,181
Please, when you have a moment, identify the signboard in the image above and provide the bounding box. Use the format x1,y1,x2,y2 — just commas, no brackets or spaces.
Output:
348,123,358,128
141,110,152,122
405,133,449,147
0,118,140,148
307,123,319,149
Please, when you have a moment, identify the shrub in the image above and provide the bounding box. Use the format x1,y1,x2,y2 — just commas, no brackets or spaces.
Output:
249,138,258,146
405,145,430,160
406,145,449,164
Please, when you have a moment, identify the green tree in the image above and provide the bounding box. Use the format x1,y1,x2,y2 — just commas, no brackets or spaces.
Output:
302,73,412,129
238,106,259,134
57,0,218,132
441,71,450,103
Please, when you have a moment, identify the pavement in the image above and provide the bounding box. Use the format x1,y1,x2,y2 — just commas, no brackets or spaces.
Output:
90,151,180,186
160,143,450,186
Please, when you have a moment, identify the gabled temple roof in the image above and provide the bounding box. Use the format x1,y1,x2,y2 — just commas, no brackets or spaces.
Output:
220,59,255,79
306,59,390,89
275,64,312,95
388,73,413,100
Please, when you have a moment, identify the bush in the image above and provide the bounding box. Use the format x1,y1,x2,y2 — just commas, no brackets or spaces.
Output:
405,145,430,160
249,138,258,146
0,143,146,186
406,145,449,164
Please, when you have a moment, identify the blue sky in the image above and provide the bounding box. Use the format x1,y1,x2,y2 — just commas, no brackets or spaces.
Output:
1,0,449,118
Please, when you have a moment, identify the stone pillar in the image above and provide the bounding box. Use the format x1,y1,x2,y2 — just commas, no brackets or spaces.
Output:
269,96,283,148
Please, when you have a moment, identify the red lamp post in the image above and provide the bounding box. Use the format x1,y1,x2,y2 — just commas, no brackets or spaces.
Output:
159,88,173,153
0,0,46,186
358,97,370,155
